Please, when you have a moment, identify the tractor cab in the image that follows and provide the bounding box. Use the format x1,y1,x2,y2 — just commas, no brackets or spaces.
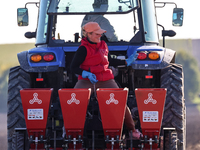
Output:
17,0,183,46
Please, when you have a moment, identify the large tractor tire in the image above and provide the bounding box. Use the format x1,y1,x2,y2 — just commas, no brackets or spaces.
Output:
12,132,27,150
161,64,186,150
7,66,31,150
163,129,178,150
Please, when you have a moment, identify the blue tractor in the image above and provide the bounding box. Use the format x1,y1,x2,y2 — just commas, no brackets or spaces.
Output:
8,0,185,149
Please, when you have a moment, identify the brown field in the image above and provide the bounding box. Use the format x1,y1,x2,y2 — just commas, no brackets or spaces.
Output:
186,103,200,150
0,113,7,150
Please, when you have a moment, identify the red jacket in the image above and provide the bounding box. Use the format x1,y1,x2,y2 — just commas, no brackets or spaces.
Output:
78,38,114,81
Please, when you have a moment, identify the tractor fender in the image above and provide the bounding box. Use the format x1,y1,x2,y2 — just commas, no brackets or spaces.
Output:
128,46,176,70
17,47,65,72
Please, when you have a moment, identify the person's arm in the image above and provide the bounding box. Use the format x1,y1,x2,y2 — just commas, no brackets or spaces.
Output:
109,51,138,67
70,45,98,84
70,46,87,75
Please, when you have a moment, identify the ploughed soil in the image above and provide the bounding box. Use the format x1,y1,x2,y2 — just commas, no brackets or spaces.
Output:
0,102,200,150
185,102,200,150
0,113,7,150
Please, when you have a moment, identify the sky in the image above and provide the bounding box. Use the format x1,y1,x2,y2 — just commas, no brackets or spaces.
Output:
0,0,200,44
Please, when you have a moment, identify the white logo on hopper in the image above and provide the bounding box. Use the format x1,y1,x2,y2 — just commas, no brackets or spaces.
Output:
67,93,80,104
144,93,157,104
29,93,42,104
106,93,119,105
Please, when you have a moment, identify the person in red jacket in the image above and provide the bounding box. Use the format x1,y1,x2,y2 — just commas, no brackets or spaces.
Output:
70,22,142,139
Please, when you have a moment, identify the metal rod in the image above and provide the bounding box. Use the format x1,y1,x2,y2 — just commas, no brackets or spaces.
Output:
169,131,172,150
92,130,95,150
52,117,56,150
93,84,96,98
130,130,133,150
157,24,165,47
73,138,76,150
111,137,114,150
25,2,40,8
54,131,56,150
155,2,177,8
35,136,38,150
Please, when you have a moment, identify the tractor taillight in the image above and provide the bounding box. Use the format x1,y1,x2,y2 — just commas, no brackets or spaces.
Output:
31,54,42,62
145,75,153,79
43,54,54,62
137,52,147,60
36,78,44,81
148,52,159,60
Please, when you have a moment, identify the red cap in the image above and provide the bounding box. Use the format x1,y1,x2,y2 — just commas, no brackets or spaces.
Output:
83,22,106,34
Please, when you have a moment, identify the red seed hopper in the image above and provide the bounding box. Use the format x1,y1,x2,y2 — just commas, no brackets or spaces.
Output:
58,88,91,149
135,88,167,149
96,88,128,149
20,88,53,149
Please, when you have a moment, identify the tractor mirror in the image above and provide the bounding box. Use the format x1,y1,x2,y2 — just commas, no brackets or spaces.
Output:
17,8,29,26
172,8,184,27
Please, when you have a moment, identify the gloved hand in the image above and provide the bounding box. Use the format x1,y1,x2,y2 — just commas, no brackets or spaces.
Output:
82,70,98,84
126,51,138,66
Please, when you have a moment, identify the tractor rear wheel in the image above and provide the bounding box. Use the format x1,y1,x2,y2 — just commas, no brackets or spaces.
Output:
12,131,28,150
163,128,178,150
7,66,31,150
161,64,186,150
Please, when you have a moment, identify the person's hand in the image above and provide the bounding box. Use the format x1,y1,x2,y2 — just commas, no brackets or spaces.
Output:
82,70,98,84
130,129,143,140
126,51,138,66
